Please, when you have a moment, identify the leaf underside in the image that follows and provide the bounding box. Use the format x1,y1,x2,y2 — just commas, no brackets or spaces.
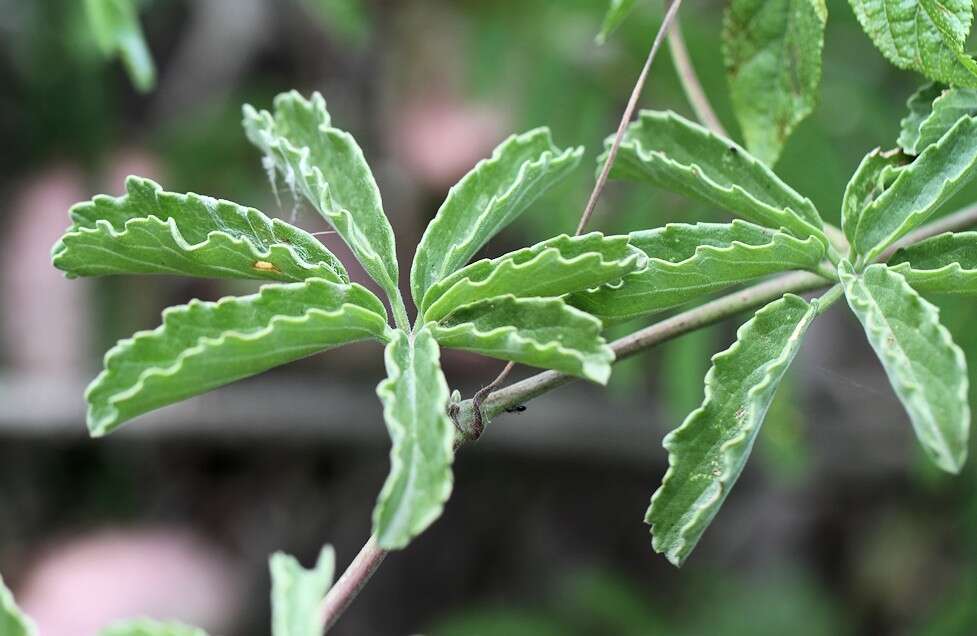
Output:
52,176,347,283
841,262,969,473
848,0,977,86
98,620,208,636
270,545,335,636
410,127,583,305
86,279,388,436
723,0,827,165
899,83,977,155
420,232,644,322
569,221,826,322
849,115,977,262
85,0,156,92
373,326,455,550
243,91,400,300
647,294,817,567
606,110,826,244
889,231,977,294
431,295,614,384
0,574,35,636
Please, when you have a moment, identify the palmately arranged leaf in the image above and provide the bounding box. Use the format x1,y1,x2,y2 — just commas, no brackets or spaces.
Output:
722,0,827,166
373,326,455,550
596,0,638,43
840,148,908,243
0,574,36,636
243,91,400,300
430,295,614,384
270,544,334,636
419,233,645,322
410,128,583,305
607,110,826,244
899,83,977,154
849,115,977,263
569,221,826,322
99,620,207,636
848,0,977,87
889,231,977,294
52,177,347,284
841,262,969,473
85,0,156,92
646,294,817,567
86,279,388,437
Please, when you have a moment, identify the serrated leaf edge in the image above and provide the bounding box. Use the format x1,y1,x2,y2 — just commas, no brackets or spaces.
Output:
52,214,348,282
603,111,825,243
420,232,646,321
86,281,388,436
840,262,969,472
647,294,816,566
431,296,615,384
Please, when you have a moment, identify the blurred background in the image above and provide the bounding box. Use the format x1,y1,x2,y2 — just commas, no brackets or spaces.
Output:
2,0,977,633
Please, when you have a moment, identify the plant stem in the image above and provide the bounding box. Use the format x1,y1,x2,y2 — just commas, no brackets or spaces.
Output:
667,17,727,137
320,536,387,632
576,0,685,235
815,283,844,314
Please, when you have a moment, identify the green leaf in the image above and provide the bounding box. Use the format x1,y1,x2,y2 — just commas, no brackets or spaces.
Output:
840,148,908,244
99,620,207,636
607,110,826,244
899,83,977,154
722,0,827,166
243,92,400,301
646,294,817,567
430,295,614,384
849,116,977,263
373,326,455,550
270,544,335,636
419,233,645,323
84,0,156,92
569,221,826,322
848,0,977,87
86,279,388,436
410,128,584,305
0,574,36,636
889,231,977,294
840,261,969,473
52,176,347,284
596,0,639,44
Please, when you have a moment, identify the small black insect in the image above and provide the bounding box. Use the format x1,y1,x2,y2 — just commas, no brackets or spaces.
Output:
505,404,527,413
728,146,738,154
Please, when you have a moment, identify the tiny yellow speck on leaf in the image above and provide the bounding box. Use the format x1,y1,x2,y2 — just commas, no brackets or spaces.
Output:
253,260,279,273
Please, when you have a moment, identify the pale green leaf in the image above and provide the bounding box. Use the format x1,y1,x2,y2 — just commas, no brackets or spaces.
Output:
840,148,908,244
607,110,826,244
270,544,335,636
99,620,207,636
840,261,969,473
52,176,347,284
410,128,583,305
849,0,977,87
569,221,826,322
596,0,639,44
86,279,388,436
722,0,827,165
646,294,817,567
899,83,977,154
419,233,645,323
243,92,400,301
430,296,614,384
0,574,36,636
84,0,156,92
849,115,977,262
373,326,455,550
889,231,977,294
